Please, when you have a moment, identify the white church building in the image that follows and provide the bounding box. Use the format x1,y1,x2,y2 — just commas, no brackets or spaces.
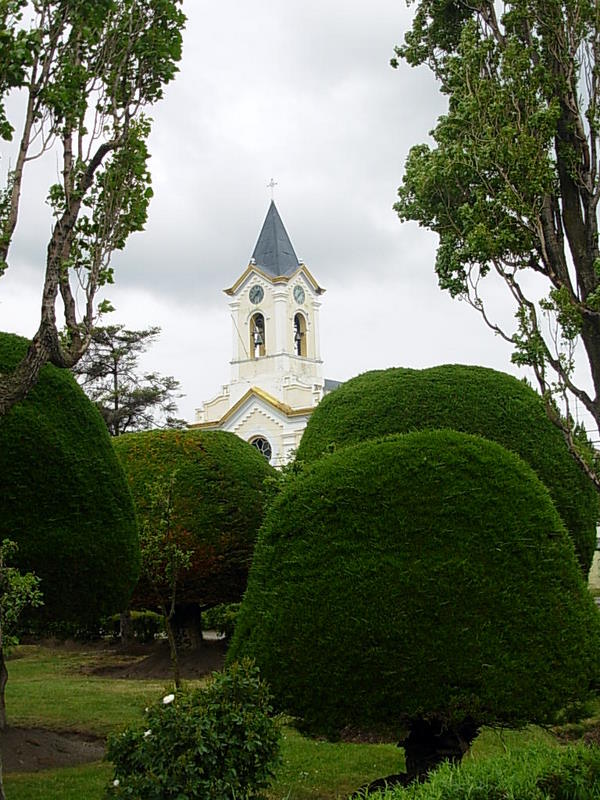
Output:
191,200,339,466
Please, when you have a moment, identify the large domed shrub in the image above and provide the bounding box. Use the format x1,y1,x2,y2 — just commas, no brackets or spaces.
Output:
296,365,598,575
113,429,276,612
0,333,139,625
229,430,600,777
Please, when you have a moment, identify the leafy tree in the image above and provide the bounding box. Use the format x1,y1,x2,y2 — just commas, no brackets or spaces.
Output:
394,0,600,486
140,471,191,689
73,324,185,436
229,431,600,783
0,0,185,417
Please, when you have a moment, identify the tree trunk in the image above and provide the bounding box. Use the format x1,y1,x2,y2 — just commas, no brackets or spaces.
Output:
172,604,203,651
0,650,8,732
119,610,134,648
0,747,6,800
164,615,180,690
400,717,479,781
350,717,479,797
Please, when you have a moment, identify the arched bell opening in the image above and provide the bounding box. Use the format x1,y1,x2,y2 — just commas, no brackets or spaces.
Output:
250,313,266,358
294,312,307,357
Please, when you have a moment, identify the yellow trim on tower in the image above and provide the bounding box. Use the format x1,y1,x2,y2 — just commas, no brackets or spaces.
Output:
224,264,325,296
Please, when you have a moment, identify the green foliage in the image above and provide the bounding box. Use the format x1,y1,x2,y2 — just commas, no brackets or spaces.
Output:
203,603,240,641
296,365,598,575
393,0,600,474
0,0,186,415
0,539,43,651
230,430,600,739
113,429,276,609
72,325,185,436
0,332,140,625
139,469,193,687
367,743,600,799
140,470,192,614
106,659,281,800
105,611,164,643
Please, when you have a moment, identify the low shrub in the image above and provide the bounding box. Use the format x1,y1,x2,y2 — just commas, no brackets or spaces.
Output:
106,659,281,799
365,742,600,799
203,603,240,640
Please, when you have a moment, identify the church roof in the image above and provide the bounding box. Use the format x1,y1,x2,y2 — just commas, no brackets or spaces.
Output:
251,200,300,277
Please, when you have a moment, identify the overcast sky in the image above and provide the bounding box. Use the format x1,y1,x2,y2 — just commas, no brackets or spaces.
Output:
0,0,529,423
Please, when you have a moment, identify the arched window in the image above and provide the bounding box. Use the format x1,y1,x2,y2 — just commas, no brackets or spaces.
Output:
250,436,272,461
294,313,307,357
250,313,266,358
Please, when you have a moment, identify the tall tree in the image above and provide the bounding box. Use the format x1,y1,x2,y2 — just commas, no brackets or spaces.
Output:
0,0,185,416
139,471,192,689
73,324,185,436
394,0,600,486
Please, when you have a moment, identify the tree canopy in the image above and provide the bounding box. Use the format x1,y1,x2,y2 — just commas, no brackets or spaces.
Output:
0,0,185,416
394,0,600,484
0,332,139,625
73,324,185,435
296,365,598,576
230,430,600,777
113,429,276,614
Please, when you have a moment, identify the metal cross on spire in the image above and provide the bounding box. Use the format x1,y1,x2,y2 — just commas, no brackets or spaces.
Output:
267,177,278,200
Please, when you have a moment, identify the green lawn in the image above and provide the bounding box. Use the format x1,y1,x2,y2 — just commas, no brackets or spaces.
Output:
2,644,593,800
2,645,402,799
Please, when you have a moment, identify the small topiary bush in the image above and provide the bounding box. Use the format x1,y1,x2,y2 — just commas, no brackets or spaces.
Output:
106,659,281,799
229,430,600,775
114,429,276,612
365,743,600,799
0,333,139,626
296,365,598,575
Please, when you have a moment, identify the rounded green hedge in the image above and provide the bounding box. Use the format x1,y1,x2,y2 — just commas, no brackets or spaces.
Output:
296,365,598,575
113,429,276,609
0,332,140,625
229,430,600,739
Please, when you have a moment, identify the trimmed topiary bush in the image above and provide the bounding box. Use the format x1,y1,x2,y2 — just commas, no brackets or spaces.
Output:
229,430,600,778
113,429,276,614
296,365,598,575
0,333,139,626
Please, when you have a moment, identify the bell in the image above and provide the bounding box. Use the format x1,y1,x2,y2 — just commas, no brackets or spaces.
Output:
294,328,302,343
253,327,264,346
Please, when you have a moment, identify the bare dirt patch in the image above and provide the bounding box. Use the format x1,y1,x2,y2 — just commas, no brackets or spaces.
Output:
86,637,227,680
3,637,227,774
1,727,105,773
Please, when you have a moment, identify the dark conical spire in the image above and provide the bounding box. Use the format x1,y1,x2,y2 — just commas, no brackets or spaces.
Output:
251,201,300,277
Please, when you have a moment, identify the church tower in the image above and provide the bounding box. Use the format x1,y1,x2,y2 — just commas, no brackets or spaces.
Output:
192,201,336,466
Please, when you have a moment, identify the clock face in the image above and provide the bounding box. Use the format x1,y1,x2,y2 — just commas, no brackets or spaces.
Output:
249,284,264,304
293,284,305,304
